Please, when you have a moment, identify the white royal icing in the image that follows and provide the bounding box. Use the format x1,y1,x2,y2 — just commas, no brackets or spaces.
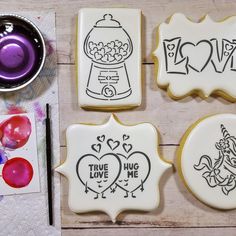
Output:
77,8,142,109
180,114,236,209
154,13,236,99
56,115,171,222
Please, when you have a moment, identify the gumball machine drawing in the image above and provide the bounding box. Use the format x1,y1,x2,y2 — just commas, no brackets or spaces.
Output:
84,14,133,100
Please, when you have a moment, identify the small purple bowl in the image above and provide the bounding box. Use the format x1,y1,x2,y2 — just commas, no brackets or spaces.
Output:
0,14,46,92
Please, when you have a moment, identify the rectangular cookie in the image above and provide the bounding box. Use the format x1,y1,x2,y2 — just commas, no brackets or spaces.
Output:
77,8,142,110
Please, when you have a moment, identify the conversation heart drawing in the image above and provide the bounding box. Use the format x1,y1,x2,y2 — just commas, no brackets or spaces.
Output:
153,13,236,101
56,115,171,222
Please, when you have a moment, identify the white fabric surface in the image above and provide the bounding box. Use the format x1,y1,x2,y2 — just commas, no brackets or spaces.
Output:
0,11,61,236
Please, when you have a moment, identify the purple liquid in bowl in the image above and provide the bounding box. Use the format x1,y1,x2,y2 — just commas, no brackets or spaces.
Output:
0,34,36,81
0,15,45,90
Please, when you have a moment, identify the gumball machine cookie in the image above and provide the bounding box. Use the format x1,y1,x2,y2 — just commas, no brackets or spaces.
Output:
84,14,133,100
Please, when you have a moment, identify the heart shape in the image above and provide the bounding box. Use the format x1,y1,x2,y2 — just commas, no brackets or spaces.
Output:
97,42,104,50
76,153,121,194
110,48,116,56
115,40,122,48
107,41,115,49
98,48,105,56
122,43,128,51
90,47,98,55
97,135,105,143
116,151,151,193
114,53,123,62
123,134,129,141
101,54,109,62
89,41,97,50
94,52,102,61
167,43,175,51
123,143,132,153
180,40,213,72
104,45,112,54
225,43,234,51
103,86,115,97
107,138,120,150
91,143,101,153
119,48,128,57
107,54,115,62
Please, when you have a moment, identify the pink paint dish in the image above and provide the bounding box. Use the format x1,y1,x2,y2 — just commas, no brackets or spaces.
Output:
0,14,46,92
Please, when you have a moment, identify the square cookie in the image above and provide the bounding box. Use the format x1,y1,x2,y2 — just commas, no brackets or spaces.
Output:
77,8,142,110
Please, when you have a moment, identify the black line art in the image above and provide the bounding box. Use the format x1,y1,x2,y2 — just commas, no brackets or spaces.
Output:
107,138,120,150
123,134,130,141
84,14,133,101
76,134,152,199
163,37,236,74
91,143,101,153
97,135,105,142
194,124,236,195
163,37,189,74
123,143,132,153
114,152,151,198
210,38,236,73
180,40,213,72
76,153,122,199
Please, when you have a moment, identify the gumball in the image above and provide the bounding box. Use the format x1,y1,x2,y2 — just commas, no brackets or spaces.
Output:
0,149,8,164
0,115,31,149
2,157,33,188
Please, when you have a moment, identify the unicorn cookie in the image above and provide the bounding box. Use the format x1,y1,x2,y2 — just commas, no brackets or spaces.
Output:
179,114,236,209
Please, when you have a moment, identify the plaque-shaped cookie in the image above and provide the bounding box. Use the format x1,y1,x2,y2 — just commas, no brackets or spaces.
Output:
77,8,142,110
56,115,171,222
154,13,236,101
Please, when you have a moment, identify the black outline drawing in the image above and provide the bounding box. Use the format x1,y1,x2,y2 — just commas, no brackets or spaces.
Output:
123,143,133,153
83,14,133,101
76,153,122,199
180,40,213,72
91,143,101,153
123,134,130,141
163,37,236,74
163,37,189,74
107,138,120,150
97,135,105,142
194,124,236,195
113,151,151,198
76,133,152,199
210,38,236,73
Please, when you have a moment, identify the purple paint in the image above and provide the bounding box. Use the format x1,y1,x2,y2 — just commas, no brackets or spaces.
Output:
0,34,36,82
0,14,46,91
33,102,45,122
0,149,8,164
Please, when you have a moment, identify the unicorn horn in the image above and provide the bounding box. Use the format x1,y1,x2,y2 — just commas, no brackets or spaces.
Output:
221,124,230,139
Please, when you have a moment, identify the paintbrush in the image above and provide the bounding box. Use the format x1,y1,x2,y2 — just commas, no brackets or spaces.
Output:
46,103,53,225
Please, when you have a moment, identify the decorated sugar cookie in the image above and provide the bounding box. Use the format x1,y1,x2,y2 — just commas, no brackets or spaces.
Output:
56,115,171,222
77,8,142,110
154,13,236,101
179,114,236,209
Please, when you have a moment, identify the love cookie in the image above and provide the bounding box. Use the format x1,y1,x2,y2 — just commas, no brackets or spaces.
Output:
178,114,236,209
77,8,142,110
153,13,236,101
56,115,171,222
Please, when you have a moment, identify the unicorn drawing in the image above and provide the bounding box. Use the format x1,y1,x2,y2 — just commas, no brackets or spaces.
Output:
194,124,236,195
